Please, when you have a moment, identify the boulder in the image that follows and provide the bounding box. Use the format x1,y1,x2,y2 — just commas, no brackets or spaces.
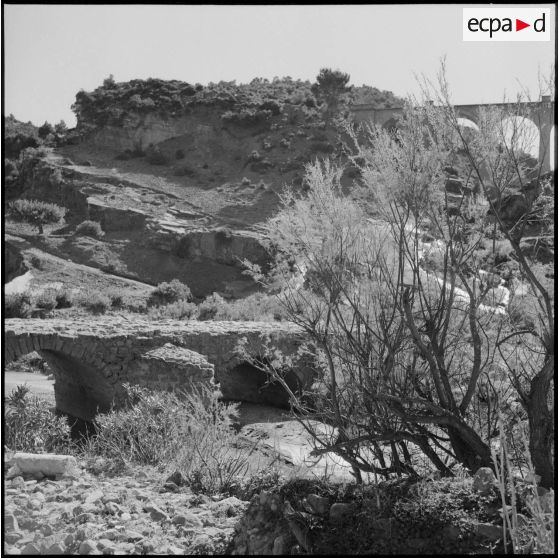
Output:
7,453,80,479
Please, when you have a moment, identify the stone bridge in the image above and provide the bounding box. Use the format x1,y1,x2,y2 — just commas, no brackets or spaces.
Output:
351,98,555,173
4,318,312,420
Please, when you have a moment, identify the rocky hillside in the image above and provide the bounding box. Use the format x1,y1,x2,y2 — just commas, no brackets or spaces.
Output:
5,77,403,297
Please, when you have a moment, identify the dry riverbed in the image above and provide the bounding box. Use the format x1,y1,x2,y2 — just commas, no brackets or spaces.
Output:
4,463,249,555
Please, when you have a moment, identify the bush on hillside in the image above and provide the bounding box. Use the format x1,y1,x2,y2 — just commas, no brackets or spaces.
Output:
147,300,199,320
198,292,287,322
33,289,58,312
105,289,125,309
148,279,192,307
75,220,105,238
5,292,33,318
78,290,111,314
4,133,39,159
146,148,169,166
7,199,66,235
54,288,74,309
174,165,196,177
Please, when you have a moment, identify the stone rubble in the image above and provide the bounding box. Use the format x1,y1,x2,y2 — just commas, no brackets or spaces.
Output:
3,464,249,555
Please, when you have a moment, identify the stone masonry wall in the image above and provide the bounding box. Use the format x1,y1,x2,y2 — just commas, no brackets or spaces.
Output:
4,317,311,420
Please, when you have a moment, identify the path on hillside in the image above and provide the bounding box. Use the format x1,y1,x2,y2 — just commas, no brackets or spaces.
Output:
6,233,157,292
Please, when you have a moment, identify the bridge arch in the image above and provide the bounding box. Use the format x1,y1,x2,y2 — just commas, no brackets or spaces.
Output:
501,115,540,162
4,334,117,420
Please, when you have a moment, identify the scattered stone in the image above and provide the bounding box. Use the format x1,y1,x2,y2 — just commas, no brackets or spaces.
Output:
64,533,75,547
172,513,203,527
4,513,19,531
41,524,54,537
104,502,120,515
84,489,104,504
4,532,23,544
96,539,115,550
10,476,25,489
79,539,98,554
165,470,186,486
44,543,66,555
144,504,169,521
210,496,246,517
19,518,40,530
101,493,121,505
132,489,149,501
76,512,96,523
27,498,43,511
21,543,41,555
165,545,185,555
120,512,132,522
122,530,144,543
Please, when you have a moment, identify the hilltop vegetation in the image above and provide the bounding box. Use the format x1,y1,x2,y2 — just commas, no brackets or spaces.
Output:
71,75,403,131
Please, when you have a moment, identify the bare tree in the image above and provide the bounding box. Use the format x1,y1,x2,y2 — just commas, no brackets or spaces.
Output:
246,66,553,486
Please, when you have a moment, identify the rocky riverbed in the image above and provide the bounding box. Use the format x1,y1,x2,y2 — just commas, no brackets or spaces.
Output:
3,463,249,555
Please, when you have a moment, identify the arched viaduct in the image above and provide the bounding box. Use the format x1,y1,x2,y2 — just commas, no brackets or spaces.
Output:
351,98,555,173
4,317,313,421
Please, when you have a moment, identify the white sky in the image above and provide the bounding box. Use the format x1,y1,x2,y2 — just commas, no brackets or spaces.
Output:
3,4,556,127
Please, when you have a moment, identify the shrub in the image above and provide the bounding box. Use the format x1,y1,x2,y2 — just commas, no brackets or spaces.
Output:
7,199,66,235
84,384,257,495
78,290,111,314
38,121,54,139
106,289,125,309
310,140,335,153
148,279,192,307
5,292,33,318
75,220,105,238
174,165,196,177
29,254,43,269
33,289,58,312
6,352,50,375
197,292,286,322
54,288,73,309
197,292,227,320
4,385,73,454
147,300,199,320
175,148,185,160
147,149,169,165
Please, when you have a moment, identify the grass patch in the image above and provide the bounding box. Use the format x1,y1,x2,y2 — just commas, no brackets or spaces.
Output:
82,384,262,495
